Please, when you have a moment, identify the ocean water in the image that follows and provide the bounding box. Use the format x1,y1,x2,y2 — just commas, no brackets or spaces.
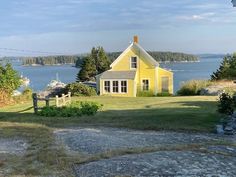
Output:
160,57,223,92
12,61,79,92
11,57,223,93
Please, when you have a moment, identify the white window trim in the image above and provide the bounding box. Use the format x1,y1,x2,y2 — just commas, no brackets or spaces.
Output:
120,80,128,93
112,80,119,93
103,79,128,94
104,80,111,93
141,78,150,91
130,56,138,70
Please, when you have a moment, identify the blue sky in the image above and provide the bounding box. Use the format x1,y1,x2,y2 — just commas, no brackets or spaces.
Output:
0,0,235,56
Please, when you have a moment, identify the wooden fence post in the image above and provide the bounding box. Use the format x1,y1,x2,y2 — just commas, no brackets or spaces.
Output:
45,96,50,107
62,94,65,106
68,92,71,104
32,93,38,114
56,95,59,107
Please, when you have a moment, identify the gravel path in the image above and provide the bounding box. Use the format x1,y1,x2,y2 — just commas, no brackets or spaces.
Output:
54,127,228,155
0,138,27,155
74,150,236,177
54,127,236,177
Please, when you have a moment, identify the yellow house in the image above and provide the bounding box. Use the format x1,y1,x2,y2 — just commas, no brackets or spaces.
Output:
96,36,173,97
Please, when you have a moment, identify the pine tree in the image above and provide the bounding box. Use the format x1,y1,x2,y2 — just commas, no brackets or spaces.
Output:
77,56,96,82
96,47,110,74
76,46,110,82
211,54,236,80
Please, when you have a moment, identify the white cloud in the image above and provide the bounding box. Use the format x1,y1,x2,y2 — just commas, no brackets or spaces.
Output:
177,12,215,21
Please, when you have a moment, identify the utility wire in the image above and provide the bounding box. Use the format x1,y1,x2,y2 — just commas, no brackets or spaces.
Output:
0,47,66,55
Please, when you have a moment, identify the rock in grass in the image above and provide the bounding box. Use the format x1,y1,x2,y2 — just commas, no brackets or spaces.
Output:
224,126,234,135
216,125,224,135
232,111,236,118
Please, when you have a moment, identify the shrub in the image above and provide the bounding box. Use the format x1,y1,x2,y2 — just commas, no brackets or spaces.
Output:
177,80,211,96
22,87,33,98
156,92,173,97
65,83,97,96
79,101,102,115
38,101,102,117
0,63,21,102
218,92,234,115
137,90,154,97
223,87,236,97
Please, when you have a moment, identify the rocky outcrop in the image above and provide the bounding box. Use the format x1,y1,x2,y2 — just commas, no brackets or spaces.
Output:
200,81,236,96
200,85,225,96
217,112,236,135
224,114,236,135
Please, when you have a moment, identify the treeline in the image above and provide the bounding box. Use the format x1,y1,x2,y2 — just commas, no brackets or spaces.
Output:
106,51,198,63
22,56,79,66
22,51,198,66
148,51,198,62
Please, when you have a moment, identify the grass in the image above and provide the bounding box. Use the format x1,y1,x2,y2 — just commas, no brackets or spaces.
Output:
0,96,221,132
0,96,229,176
0,122,75,176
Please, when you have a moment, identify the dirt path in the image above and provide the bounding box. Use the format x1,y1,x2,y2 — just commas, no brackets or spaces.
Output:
54,127,236,177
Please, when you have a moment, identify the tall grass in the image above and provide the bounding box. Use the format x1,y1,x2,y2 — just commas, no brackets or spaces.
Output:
177,80,211,96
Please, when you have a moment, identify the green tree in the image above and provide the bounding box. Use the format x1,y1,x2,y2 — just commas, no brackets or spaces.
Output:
96,47,110,73
76,56,96,82
77,46,110,82
0,63,21,101
211,54,236,80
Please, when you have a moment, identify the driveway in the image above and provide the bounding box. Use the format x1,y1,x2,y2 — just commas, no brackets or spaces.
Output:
54,127,236,177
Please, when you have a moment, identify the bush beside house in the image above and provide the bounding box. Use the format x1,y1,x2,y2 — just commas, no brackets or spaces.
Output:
65,83,97,96
177,80,211,96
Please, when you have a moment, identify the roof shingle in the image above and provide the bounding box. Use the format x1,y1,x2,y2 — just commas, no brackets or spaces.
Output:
100,71,136,79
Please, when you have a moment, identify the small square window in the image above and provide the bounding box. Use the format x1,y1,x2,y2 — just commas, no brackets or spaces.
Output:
131,57,137,69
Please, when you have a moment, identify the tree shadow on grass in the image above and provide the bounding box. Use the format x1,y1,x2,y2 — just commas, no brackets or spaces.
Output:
0,100,220,132
17,106,34,113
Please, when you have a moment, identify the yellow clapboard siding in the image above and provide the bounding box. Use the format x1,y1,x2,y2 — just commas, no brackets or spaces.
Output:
97,37,174,97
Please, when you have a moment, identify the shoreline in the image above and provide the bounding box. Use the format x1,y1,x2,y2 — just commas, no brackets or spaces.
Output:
22,60,200,66
22,63,75,67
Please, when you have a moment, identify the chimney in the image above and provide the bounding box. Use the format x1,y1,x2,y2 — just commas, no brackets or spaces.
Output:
133,35,139,43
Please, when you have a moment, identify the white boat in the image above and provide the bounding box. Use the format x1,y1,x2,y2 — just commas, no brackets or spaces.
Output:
47,80,66,89
20,75,30,86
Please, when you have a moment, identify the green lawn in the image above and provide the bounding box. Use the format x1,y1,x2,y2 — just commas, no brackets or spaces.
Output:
0,96,221,132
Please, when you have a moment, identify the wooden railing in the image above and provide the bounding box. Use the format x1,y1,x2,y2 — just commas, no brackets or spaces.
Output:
32,93,53,114
55,92,71,107
32,92,71,114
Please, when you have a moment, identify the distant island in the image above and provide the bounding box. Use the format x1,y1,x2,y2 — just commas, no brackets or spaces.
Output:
197,54,226,58
21,51,199,66
22,56,79,66
107,51,199,63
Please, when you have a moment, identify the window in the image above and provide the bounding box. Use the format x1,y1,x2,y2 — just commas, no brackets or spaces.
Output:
161,77,169,93
112,81,119,93
104,80,128,94
131,56,137,69
121,81,127,93
104,81,110,93
142,79,149,91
